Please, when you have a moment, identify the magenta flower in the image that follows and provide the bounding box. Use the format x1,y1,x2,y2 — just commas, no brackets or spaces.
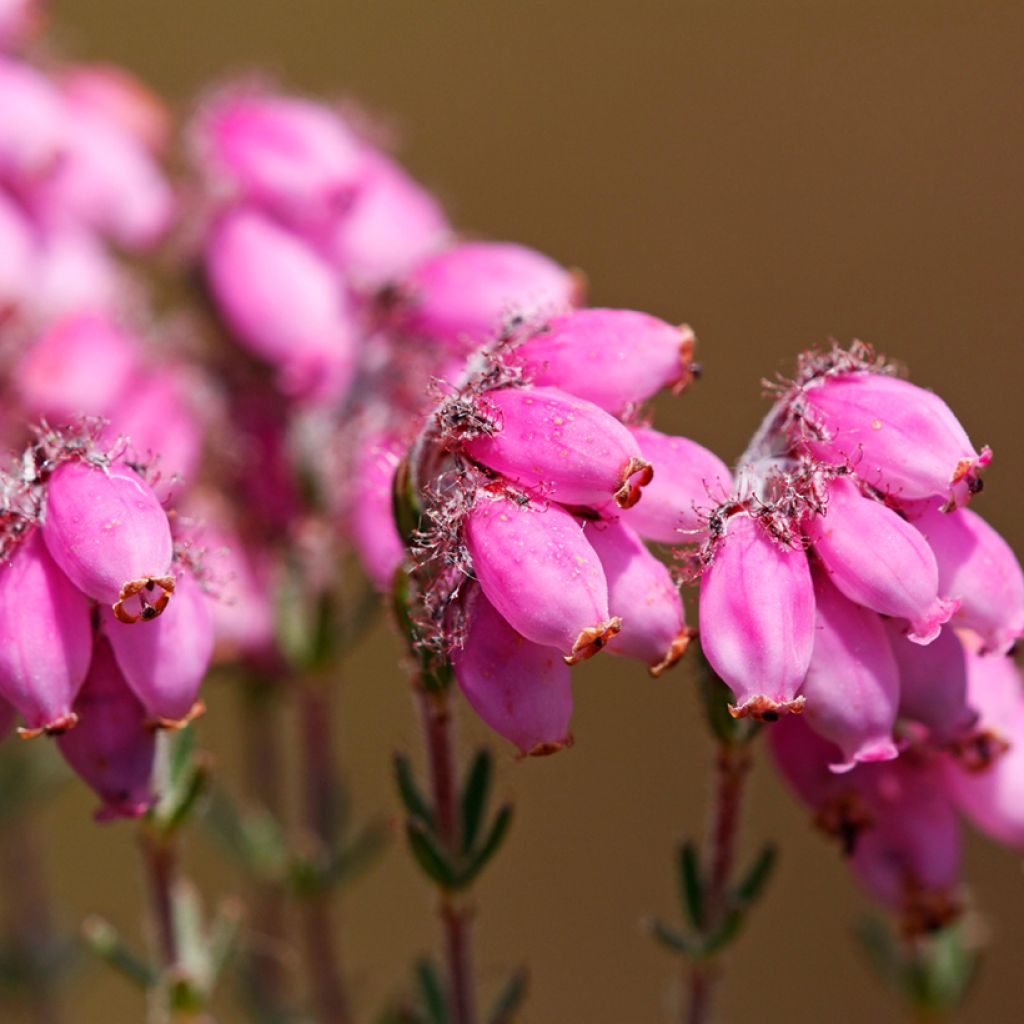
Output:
0,0,40,52
349,431,406,591
0,55,64,182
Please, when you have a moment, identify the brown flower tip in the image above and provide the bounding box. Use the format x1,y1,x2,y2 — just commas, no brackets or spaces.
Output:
147,699,207,732
113,574,176,624
524,733,575,758
17,711,80,740
946,727,1010,773
614,457,654,509
670,325,700,395
564,617,622,665
728,694,806,722
649,627,697,678
900,884,961,938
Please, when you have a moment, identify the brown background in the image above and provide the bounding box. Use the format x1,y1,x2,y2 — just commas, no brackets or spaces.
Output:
20,1,1024,1021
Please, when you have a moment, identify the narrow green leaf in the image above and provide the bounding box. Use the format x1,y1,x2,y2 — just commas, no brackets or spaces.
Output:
701,909,745,958
648,919,698,957
162,757,212,836
394,753,435,829
414,957,448,1024
168,724,197,787
677,841,705,931
460,749,492,855
81,915,157,989
324,819,390,887
406,820,458,888
488,967,528,1024
204,899,243,991
855,916,909,995
734,843,777,908
392,456,422,550
457,803,513,887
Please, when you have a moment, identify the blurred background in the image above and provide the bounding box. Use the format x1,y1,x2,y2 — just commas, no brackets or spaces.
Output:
21,0,1024,1020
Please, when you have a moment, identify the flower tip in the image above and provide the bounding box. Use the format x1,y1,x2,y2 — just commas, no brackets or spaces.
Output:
146,699,207,732
670,325,699,395
943,446,992,511
16,712,80,740
94,798,154,824
728,694,807,722
906,598,959,645
564,617,622,664
648,628,697,678
112,574,176,624
946,727,1011,773
828,739,899,775
613,458,654,509
521,733,575,758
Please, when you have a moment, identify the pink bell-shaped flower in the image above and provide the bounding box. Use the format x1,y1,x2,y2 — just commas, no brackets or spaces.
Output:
463,386,653,509
463,491,619,664
26,227,124,322
42,459,174,622
912,505,1024,655
453,591,573,757
800,571,900,772
804,477,956,644
0,530,92,736
399,241,578,352
103,570,213,727
0,55,65,181
615,426,732,542
57,635,156,822
699,512,814,719
799,373,990,510
510,309,696,414
585,520,690,676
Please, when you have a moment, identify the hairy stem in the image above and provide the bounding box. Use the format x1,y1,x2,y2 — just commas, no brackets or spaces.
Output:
298,678,351,1024
419,687,477,1024
685,743,753,1024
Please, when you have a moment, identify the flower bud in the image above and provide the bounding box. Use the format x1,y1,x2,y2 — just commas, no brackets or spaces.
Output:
464,386,652,509
57,636,156,821
911,505,1024,655
349,432,406,590
453,591,573,756
804,478,955,644
614,426,732,542
42,460,174,621
327,153,449,291
0,530,91,735
585,521,689,676
103,570,212,727
801,571,899,772
800,373,989,509
201,92,365,221
205,208,357,402
14,311,142,422
400,241,578,352
0,55,65,181
699,513,814,719
884,621,976,745
463,492,619,663
511,309,696,413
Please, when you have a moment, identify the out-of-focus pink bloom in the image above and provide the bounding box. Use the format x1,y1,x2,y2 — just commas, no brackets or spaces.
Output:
885,621,976,745
911,505,1024,655
464,386,652,509
0,56,65,181
205,207,357,402
61,64,171,154
349,432,405,590
800,571,899,772
511,309,696,413
327,152,449,291
31,107,174,249
0,530,91,735
104,571,213,726
804,477,956,644
943,647,1024,848
0,188,32,318
41,460,174,620
453,591,573,757
14,310,142,422
614,426,732,542
463,491,619,664
200,91,365,222
26,227,124,321
0,0,42,51
585,520,690,676
798,373,989,510
399,241,579,352
699,512,814,720
57,635,156,822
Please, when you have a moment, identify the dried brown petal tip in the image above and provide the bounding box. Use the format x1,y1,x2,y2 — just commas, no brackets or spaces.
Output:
17,712,80,740
727,694,807,722
113,574,176,624
564,617,622,665
946,728,1010,773
649,627,697,678
614,458,654,509
147,698,207,732
524,733,574,758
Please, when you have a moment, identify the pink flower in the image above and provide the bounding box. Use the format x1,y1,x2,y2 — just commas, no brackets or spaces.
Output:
41,459,175,622
463,491,619,664
349,432,406,591
803,476,956,644
0,188,32,320
0,529,92,735
0,55,65,182
57,635,156,822
452,591,573,756
463,386,653,509
399,241,579,352
509,309,697,414
0,0,42,52
698,512,814,720
26,226,125,322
